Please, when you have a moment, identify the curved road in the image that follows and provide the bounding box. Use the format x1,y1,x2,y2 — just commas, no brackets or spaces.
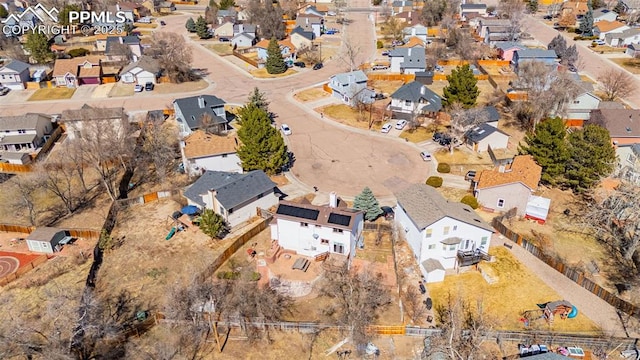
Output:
0,3,430,197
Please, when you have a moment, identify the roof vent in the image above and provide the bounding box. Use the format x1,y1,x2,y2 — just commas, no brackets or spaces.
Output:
198,96,205,109
626,127,632,133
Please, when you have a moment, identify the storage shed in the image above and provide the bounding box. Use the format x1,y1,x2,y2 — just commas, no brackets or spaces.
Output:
26,227,71,254
525,196,551,224
421,258,445,283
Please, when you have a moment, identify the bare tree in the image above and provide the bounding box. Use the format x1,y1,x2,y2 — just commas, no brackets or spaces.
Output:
108,41,134,64
199,113,225,135
246,0,286,40
298,44,322,64
449,105,490,140
65,139,90,193
140,120,178,184
9,173,44,225
148,32,195,83
498,0,525,41
403,285,427,323
35,161,79,215
598,68,636,101
382,16,404,41
341,38,361,71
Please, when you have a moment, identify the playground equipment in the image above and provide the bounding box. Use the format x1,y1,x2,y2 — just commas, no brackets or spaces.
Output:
521,300,577,326
166,227,176,241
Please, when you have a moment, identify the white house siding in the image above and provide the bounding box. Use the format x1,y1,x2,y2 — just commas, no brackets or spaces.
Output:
566,93,600,120
425,268,445,283
390,57,404,73
273,219,355,258
395,204,424,262
598,26,630,40
173,104,192,137
222,191,278,227
475,132,509,152
27,240,53,254
390,98,426,113
476,182,531,216
594,13,618,22
187,154,243,175
135,70,156,85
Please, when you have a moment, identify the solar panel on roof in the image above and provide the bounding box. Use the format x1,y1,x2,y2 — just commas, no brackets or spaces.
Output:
276,204,320,221
328,213,351,226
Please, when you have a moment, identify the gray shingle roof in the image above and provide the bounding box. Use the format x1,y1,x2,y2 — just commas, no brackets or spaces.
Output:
120,56,160,75
403,25,428,36
391,81,442,112
485,106,500,122
331,70,368,86
388,47,426,69
392,0,413,7
494,41,525,51
607,27,640,40
174,95,227,131
590,109,640,138
514,49,557,59
461,3,487,10
0,113,51,131
105,35,140,54
465,123,509,142
61,105,125,122
233,23,256,34
526,353,576,360
184,170,275,209
396,183,494,231
422,258,445,272
2,60,30,73
27,227,64,242
291,26,315,40
0,133,38,145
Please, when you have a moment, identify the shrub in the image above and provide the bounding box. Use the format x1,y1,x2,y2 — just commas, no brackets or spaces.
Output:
68,48,90,57
437,163,451,173
376,40,383,49
250,271,261,281
216,271,240,280
460,195,479,209
426,176,443,188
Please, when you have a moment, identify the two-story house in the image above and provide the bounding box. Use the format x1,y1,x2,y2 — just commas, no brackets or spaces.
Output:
213,21,235,39
255,38,297,65
391,0,414,15
594,20,630,40
474,155,542,216
476,18,511,38
395,183,494,283
295,14,323,38
0,113,54,164
0,60,30,90
389,81,442,118
460,3,487,21
105,35,142,62
388,47,426,74
270,198,364,259
180,130,242,176
290,26,315,50
52,56,103,87
402,24,428,42
184,170,279,228
616,143,640,184
464,123,510,152
60,104,127,141
328,70,374,106
589,109,640,145
174,95,228,137
231,23,257,48
494,41,526,62
564,81,601,127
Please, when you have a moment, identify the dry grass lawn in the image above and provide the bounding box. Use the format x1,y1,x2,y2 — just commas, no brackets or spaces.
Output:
610,58,640,75
319,104,382,130
591,45,626,53
436,186,472,202
433,147,495,167
153,79,208,94
295,87,330,102
400,127,433,143
205,43,234,56
250,68,297,78
109,83,135,97
28,88,75,101
428,247,601,333
369,80,404,95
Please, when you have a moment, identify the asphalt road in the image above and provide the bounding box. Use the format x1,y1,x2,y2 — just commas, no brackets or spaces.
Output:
0,3,430,198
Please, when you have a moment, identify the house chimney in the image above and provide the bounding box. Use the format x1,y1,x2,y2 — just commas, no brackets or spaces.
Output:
119,36,124,44
198,96,205,108
408,48,412,56
329,192,338,208
420,86,426,95
499,165,505,173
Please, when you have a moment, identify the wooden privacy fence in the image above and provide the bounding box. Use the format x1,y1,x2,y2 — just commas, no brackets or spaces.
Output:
233,51,259,68
492,217,640,319
367,73,415,82
0,223,101,241
116,189,181,207
0,254,48,286
0,163,32,173
323,82,333,94
478,60,511,67
0,224,35,233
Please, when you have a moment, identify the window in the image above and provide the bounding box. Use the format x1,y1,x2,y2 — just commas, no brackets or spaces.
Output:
300,222,309,227
464,239,470,249
405,100,411,106
497,199,505,208
428,244,436,250
18,129,25,134
333,228,343,233
333,243,344,254
481,237,488,246
449,245,456,251
426,229,433,238
219,205,225,215
442,245,447,251
321,238,329,245
453,225,457,231
443,226,450,235
573,100,580,104
222,154,227,158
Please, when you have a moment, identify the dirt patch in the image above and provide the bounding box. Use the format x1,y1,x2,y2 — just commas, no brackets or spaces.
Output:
436,187,471,202
294,87,330,102
427,246,600,332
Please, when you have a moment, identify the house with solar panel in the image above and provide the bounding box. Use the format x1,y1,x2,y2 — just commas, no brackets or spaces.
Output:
270,194,364,260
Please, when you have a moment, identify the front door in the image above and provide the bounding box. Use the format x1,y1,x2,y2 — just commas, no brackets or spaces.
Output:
333,243,344,254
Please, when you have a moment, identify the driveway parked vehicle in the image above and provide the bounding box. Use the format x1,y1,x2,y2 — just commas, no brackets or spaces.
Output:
380,206,394,220
312,63,323,70
465,170,476,181
294,61,306,68
281,123,292,135
420,151,432,161
372,64,389,70
134,84,144,92
145,82,154,91
395,119,407,130
381,123,392,133
0,87,10,96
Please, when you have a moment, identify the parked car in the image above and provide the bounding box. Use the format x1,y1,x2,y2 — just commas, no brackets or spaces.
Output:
568,64,578,72
281,123,292,135
434,65,444,72
145,82,154,91
325,29,338,35
381,123,392,133
372,64,389,70
433,132,452,146
327,11,337,16
374,93,387,100
380,206,394,220
420,151,432,161
392,39,404,46
293,61,306,68
0,87,9,96
381,50,389,56
160,20,166,26
543,15,553,20
312,63,323,70
594,39,606,46
395,119,407,130
465,170,477,181
418,282,426,294
134,84,144,92
219,37,230,42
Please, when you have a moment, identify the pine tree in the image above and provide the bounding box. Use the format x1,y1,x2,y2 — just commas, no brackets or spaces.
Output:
564,124,616,192
527,0,538,13
0,5,7,18
185,17,196,32
237,104,289,174
353,187,383,221
547,34,567,58
563,44,579,65
265,38,287,74
24,32,53,64
219,0,235,9
579,7,594,36
443,64,480,108
195,15,209,39
518,117,569,186
198,209,228,239
247,87,270,114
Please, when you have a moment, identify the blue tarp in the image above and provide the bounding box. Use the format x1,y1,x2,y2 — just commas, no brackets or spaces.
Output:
181,206,199,215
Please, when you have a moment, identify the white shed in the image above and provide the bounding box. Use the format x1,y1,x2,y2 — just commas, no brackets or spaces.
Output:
525,196,551,224
26,227,71,254
421,258,446,283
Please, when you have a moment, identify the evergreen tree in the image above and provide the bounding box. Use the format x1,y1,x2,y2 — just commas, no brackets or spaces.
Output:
24,32,53,64
185,17,196,32
58,4,81,25
518,117,569,186
564,124,616,192
0,5,7,18
198,209,228,239
265,38,287,74
237,104,289,174
247,87,270,114
547,34,567,58
443,64,480,108
219,0,235,9
579,7,594,36
195,15,209,39
353,187,383,221
527,0,538,13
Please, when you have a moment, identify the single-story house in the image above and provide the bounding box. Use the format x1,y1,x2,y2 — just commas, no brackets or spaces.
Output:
303,4,327,17
173,95,228,137
119,56,160,85
395,183,494,283
389,81,442,118
52,56,103,87
231,32,256,48
494,41,526,62
26,227,72,254
184,170,279,228
255,38,297,64
60,104,127,141
295,14,323,38
328,70,374,106
593,8,618,23
460,3,487,20
512,49,557,69
626,43,640,57
402,24,429,42
594,20,630,40
589,109,640,145
561,1,589,17
0,113,54,163
0,59,30,90
484,26,515,44
388,47,426,74
474,155,542,215
616,143,640,184
180,130,242,176
270,199,364,259
605,28,640,47
464,123,510,152
391,0,414,15
290,26,315,50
